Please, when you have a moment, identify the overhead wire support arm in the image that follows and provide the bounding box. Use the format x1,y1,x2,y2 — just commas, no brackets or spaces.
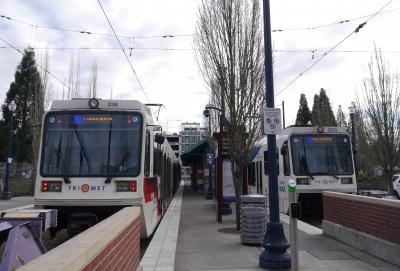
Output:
145,103,165,121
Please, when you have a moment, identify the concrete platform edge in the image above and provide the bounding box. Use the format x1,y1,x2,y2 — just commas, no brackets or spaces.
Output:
140,181,184,271
322,219,400,267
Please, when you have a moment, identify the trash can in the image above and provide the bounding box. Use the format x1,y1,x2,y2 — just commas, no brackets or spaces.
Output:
240,195,268,245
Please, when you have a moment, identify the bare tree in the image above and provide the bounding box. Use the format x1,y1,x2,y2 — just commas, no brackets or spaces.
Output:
336,105,346,127
88,60,98,98
65,54,82,100
356,47,400,193
195,0,265,229
67,55,75,100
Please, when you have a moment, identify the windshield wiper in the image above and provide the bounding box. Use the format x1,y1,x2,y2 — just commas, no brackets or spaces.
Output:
55,147,71,184
73,128,91,174
104,152,130,184
305,173,315,180
105,174,113,184
299,154,314,179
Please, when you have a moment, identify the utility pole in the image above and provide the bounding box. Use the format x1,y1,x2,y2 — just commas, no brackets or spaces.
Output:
349,102,357,174
259,0,291,269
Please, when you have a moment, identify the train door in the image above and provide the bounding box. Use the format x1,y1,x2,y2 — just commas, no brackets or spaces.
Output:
143,130,159,231
257,161,263,194
279,141,291,212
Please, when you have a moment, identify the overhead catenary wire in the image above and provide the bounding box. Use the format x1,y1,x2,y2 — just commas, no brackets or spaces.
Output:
271,7,400,32
0,46,196,51
2,6,400,39
2,46,400,55
96,0,150,103
275,0,395,98
0,14,192,40
0,35,80,98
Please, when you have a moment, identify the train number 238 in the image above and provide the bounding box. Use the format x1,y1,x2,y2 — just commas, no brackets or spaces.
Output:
108,102,119,107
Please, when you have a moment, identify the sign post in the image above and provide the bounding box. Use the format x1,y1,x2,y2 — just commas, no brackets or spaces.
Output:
259,0,291,269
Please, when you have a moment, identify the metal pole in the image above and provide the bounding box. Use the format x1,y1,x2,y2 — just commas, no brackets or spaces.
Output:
289,181,299,271
259,0,291,269
217,127,222,222
350,111,357,174
1,113,14,200
207,115,214,199
282,101,286,129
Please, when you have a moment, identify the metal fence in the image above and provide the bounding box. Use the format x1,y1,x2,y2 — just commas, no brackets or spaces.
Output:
0,162,34,195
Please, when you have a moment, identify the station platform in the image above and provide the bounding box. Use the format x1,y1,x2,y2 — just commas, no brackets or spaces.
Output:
141,182,400,271
0,196,33,211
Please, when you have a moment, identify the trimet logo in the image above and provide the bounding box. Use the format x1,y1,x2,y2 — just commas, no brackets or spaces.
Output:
68,184,106,192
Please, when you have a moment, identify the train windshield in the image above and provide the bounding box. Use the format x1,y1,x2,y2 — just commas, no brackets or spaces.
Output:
41,112,142,177
290,134,353,176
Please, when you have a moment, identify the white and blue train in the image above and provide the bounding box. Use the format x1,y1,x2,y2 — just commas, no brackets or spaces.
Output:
247,126,357,215
34,98,180,238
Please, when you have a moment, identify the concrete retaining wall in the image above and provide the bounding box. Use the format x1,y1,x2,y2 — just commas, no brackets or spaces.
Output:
19,207,141,271
323,191,400,266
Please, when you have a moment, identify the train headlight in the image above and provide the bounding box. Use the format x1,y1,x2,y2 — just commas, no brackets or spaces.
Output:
41,181,62,192
88,98,99,109
117,181,137,192
296,178,310,185
341,178,353,184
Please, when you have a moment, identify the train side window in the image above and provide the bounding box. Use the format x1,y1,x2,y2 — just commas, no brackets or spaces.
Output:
153,147,161,176
264,149,279,175
258,161,263,193
144,131,150,177
282,141,290,176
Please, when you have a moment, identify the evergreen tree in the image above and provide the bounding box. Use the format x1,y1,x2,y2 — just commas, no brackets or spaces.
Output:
295,93,312,125
311,94,319,125
311,88,337,126
336,105,346,127
1,48,42,162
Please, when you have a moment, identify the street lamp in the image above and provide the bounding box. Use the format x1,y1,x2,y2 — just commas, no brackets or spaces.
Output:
205,104,223,218
203,107,213,200
349,102,357,175
1,101,17,200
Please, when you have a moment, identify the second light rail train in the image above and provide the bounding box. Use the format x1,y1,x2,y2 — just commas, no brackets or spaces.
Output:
248,126,356,216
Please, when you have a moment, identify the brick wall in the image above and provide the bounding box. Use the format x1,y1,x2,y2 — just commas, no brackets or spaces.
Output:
323,192,400,245
19,207,141,271
82,216,140,271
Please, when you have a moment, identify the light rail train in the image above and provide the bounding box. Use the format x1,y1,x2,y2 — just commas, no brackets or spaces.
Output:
248,126,356,216
34,99,180,238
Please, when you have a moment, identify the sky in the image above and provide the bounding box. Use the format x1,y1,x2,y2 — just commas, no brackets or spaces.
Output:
0,0,399,133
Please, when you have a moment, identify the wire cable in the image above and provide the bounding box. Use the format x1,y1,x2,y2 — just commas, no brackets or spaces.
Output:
0,14,192,39
3,46,400,55
271,7,400,32
96,0,150,103
0,35,80,97
0,45,195,51
275,0,395,97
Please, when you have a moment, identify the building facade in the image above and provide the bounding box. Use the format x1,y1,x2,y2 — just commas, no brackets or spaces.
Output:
164,133,181,159
179,122,201,155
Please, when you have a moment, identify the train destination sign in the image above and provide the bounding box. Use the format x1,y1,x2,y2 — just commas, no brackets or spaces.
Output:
262,107,282,135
